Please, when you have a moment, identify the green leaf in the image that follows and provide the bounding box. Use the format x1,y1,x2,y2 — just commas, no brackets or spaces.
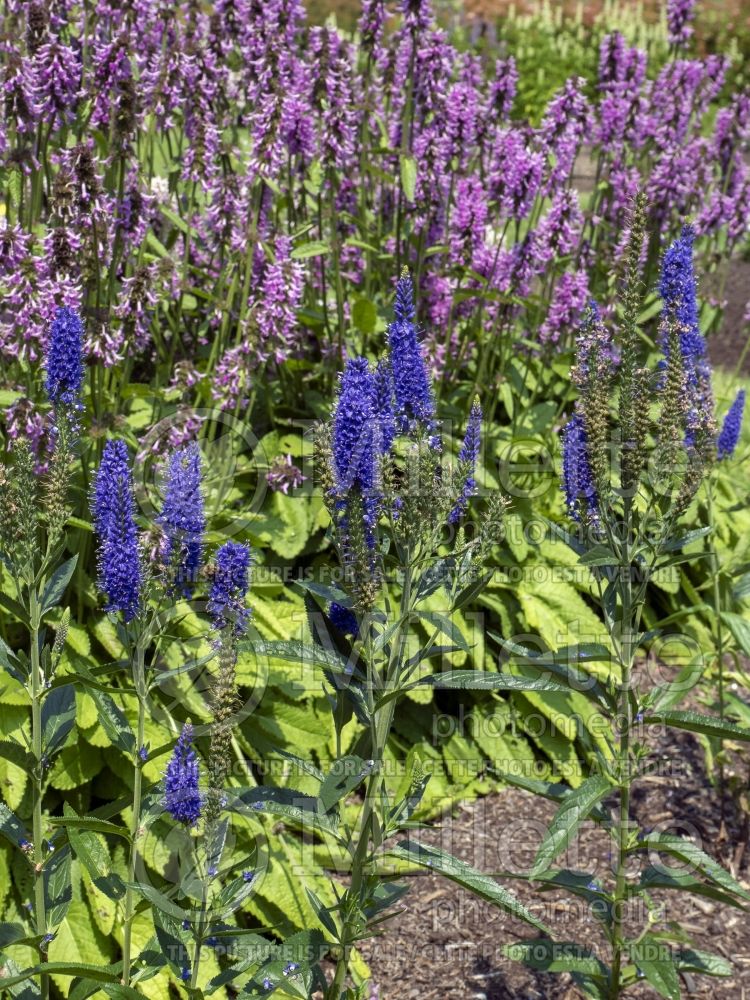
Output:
239,639,357,676
504,938,608,978
417,670,569,693
318,755,372,813
415,611,472,653
42,684,76,757
400,154,417,202
0,802,28,847
49,815,131,841
674,948,732,977
721,611,750,656
637,865,745,909
627,935,680,1000
660,526,712,551
579,545,617,567
41,556,78,614
290,240,329,260
651,658,704,711
632,833,750,902
87,689,136,755
388,840,548,932
0,964,119,988
351,297,377,335
45,848,73,927
644,709,750,742
236,786,338,837
530,775,612,878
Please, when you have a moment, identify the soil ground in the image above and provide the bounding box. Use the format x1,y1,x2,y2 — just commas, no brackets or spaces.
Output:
359,716,750,1000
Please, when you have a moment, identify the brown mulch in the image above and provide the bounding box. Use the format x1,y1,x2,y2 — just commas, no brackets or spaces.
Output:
359,717,750,1000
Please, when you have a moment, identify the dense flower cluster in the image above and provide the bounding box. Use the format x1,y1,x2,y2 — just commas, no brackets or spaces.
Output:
92,440,141,622
44,307,84,409
157,444,205,596
208,541,252,635
164,722,202,826
561,414,598,524
717,389,746,459
448,399,481,524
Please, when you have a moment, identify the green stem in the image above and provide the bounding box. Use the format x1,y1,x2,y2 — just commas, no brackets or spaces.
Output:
609,573,637,1000
122,640,146,985
30,588,49,1000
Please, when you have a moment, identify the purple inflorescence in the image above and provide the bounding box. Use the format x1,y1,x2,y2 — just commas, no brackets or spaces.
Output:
561,414,598,523
45,307,84,408
717,389,745,459
388,272,436,434
165,722,202,826
158,443,205,596
208,541,252,635
448,399,481,524
91,440,141,622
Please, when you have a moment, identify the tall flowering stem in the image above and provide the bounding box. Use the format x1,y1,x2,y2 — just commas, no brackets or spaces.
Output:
509,201,750,999
91,439,145,985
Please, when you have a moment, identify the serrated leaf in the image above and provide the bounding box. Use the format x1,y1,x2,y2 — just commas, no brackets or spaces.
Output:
530,775,611,878
504,938,608,977
388,840,547,932
632,833,750,902
318,755,372,813
41,556,78,614
644,709,750,742
88,689,136,755
42,683,76,757
627,935,680,1000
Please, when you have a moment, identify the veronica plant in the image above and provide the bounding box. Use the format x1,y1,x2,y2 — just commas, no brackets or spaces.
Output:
241,270,569,998
503,197,750,999
0,307,84,999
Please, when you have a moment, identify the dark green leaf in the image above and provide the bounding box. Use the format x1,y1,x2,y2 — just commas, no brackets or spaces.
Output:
88,689,136,755
388,840,548,932
42,684,76,756
631,833,750,902
627,935,679,1000
530,776,612,878
644,710,750,743
503,938,608,978
318,755,373,813
675,948,732,977
41,556,78,614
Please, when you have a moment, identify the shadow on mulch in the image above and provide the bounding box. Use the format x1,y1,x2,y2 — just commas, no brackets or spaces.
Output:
359,715,750,1000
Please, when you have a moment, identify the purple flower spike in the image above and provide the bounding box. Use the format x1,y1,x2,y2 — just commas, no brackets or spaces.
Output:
561,414,598,524
45,307,84,409
165,722,202,826
208,542,251,635
92,440,141,623
449,400,481,524
717,390,745,460
158,443,205,597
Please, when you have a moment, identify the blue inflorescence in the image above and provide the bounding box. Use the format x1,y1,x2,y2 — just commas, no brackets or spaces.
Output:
45,306,85,409
158,442,205,596
164,722,202,826
448,399,481,524
91,440,141,622
388,271,436,434
208,541,251,635
717,389,745,460
561,414,598,523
